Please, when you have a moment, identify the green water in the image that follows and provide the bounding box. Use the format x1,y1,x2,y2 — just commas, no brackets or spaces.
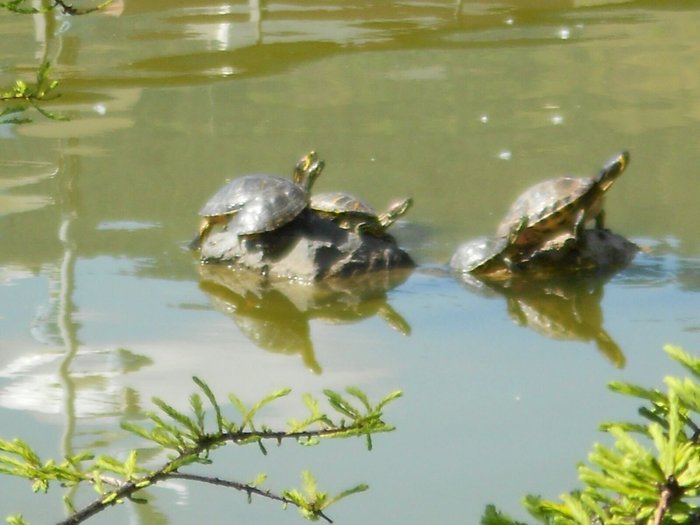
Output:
1,1,700,524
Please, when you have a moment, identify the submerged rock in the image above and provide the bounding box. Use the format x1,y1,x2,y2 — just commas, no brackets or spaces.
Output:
199,211,414,282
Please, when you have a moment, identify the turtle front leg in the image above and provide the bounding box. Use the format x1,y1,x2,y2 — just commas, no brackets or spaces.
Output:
502,244,526,274
573,208,587,240
508,215,530,247
594,209,606,229
188,219,212,251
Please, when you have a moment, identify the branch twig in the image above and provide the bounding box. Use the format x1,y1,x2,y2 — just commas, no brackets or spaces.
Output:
53,423,378,525
169,473,333,523
653,476,681,525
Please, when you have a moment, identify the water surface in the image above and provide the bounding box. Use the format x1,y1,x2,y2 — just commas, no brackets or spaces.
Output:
1,1,700,524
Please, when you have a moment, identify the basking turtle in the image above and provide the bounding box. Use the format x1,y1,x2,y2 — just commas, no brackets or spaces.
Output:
189,151,322,249
225,159,325,238
310,192,413,237
496,151,630,249
449,236,511,277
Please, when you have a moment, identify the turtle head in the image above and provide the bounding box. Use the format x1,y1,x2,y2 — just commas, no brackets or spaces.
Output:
301,159,325,192
597,150,630,190
390,197,413,217
293,151,324,191
377,197,413,229
292,150,318,184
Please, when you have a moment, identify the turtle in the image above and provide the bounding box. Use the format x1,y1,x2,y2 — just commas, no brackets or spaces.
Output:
449,236,511,277
495,150,630,250
189,151,322,249
309,192,413,237
225,158,325,238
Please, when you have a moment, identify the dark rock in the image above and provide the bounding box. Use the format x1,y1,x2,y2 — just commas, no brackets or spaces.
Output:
198,211,415,282
452,229,639,283
512,229,639,277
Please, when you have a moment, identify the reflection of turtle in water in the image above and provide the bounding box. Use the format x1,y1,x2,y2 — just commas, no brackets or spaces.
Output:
310,288,412,335
503,279,625,368
310,192,413,237
189,151,323,249
198,265,412,374
453,260,625,367
199,277,322,374
496,151,630,250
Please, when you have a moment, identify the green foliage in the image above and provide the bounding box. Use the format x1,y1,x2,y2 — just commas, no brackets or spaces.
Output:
0,0,112,15
282,470,368,521
0,438,90,492
0,62,65,123
1,0,113,123
6,515,29,525
0,378,401,525
481,504,529,525
485,345,700,525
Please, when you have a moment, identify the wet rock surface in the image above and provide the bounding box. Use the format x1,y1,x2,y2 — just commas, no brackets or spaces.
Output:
513,229,639,275
451,229,639,282
199,211,415,282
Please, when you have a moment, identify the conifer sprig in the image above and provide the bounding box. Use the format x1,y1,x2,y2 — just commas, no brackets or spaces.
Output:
0,378,401,525
484,345,700,525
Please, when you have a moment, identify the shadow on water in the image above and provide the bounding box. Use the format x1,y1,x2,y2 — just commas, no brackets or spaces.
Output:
198,265,413,374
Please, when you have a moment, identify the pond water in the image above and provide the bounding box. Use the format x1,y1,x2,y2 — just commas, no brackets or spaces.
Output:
1,1,700,524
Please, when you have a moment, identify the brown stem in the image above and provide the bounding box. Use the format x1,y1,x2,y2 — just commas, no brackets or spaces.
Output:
52,0,78,14
54,425,367,524
169,473,332,523
653,476,681,525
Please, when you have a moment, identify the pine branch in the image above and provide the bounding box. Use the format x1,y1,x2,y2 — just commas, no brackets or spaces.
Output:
652,475,681,525
168,473,333,524
53,423,377,524
484,345,700,525
0,380,401,525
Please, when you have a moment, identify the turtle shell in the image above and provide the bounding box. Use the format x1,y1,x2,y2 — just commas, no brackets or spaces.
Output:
310,191,385,234
310,192,377,218
310,192,413,236
450,236,509,275
199,175,298,218
219,175,308,236
495,176,594,246
496,151,629,248
189,154,323,250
